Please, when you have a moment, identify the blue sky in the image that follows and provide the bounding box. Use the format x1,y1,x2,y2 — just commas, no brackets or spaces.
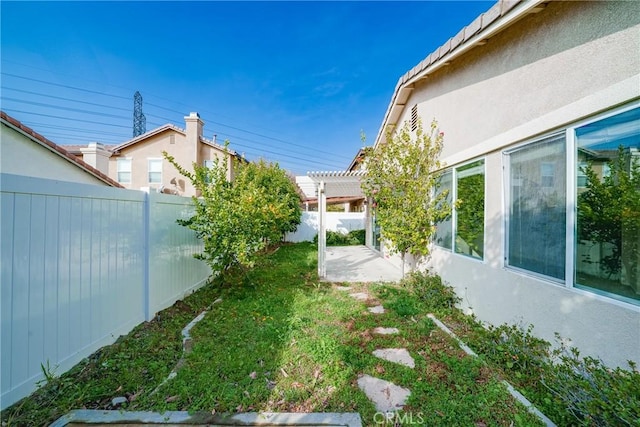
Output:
2,1,492,174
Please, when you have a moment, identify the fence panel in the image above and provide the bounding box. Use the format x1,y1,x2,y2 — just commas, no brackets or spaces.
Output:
0,174,209,409
147,192,210,318
285,211,365,242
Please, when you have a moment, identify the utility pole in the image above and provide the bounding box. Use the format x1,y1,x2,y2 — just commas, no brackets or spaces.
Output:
133,91,146,137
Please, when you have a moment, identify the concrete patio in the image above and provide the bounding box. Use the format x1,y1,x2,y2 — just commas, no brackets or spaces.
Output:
321,245,403,283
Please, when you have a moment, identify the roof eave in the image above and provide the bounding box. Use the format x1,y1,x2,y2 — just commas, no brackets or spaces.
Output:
112,124,185,153
374,0,548,148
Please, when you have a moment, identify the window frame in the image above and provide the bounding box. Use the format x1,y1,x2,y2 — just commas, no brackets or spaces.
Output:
503,131,567,284
501,101,640,307
148,158,163,184
116,157,132,184
433,169,453,251
433,158,486,261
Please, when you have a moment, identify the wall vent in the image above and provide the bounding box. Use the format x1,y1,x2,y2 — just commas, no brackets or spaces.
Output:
410,104,418,131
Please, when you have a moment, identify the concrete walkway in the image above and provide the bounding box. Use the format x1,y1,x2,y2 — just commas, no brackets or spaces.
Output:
321,246,402,283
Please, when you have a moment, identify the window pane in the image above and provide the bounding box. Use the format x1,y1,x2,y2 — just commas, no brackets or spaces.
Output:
149,160,162,172
576,107,640,302
148,159,162,183
434,170,452,249
117,159,131,183
508,135,566,279
455,160,484,259
117,172,131,183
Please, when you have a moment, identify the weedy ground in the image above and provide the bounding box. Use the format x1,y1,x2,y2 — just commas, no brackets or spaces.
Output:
3,242,610,426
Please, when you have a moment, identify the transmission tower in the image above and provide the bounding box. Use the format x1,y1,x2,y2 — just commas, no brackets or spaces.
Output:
133,91,146,137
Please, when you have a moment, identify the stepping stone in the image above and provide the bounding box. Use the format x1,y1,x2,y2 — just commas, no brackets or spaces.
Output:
372,348,415,368
349,292,369,300
373,327,399,335
357,374,410,412
336,286,352,291
368,305,385,314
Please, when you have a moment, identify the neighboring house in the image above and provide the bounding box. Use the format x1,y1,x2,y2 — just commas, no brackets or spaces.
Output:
69,112,242,197
372,0,639,368
0,111,122,187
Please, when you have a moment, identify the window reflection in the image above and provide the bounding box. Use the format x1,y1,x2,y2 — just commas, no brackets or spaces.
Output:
576,107,640,302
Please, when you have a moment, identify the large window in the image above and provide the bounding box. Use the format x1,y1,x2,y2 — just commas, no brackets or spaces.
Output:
434,160,485,259
148,158,162,184
504,105,639,304
575,107,640,302
117,158,131,183
507,135,566,280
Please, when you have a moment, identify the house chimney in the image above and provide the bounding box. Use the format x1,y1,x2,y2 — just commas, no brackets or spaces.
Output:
80,142,111,174
184,112,204,164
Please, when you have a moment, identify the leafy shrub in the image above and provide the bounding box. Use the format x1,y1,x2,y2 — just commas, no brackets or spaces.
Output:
466,323,640,426
400,270,461,311
474,323,550,378
164,152,301,276
347,229,365,244
542,341,640,426
383,290,421,317
313,229,365,246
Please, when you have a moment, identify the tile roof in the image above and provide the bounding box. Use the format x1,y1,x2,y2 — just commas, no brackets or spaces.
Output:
0,111,124,188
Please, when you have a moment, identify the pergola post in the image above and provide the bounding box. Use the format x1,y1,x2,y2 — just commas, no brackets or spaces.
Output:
317,181,326,278
308,170,366,280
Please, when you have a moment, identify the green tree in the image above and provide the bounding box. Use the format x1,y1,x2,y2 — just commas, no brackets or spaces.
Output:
361,118,451,273
163,150,301,277
578,146,640,289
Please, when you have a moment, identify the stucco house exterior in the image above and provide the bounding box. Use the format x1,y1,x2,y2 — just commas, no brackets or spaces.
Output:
69,112,241,197
371,0,639,368
0,111,122,187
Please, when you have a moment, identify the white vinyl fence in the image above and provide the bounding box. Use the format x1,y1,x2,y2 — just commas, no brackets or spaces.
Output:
285,211,365,243
0,174,210,409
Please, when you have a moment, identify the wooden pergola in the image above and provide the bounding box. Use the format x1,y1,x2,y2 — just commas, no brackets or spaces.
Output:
307,170,367,278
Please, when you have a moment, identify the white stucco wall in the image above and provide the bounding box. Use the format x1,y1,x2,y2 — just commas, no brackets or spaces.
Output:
285,211,365,243
395,1,640,367
1,123,108,186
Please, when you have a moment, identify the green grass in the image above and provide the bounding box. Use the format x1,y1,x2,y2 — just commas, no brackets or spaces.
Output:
2,243,543,426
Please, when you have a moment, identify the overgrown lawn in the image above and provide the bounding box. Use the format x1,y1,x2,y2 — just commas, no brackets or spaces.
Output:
3,243,544,426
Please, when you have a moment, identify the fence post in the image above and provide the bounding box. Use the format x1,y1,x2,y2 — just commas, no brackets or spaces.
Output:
143,191,151,321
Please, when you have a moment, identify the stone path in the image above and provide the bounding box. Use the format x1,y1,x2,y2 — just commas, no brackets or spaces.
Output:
342,287,415,413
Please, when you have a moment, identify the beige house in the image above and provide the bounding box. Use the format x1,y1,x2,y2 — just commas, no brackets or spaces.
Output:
371,0,639,368
73,112,241,197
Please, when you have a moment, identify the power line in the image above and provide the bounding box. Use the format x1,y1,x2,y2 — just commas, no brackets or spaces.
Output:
2,86,131,113
3,97,132,121
1,71,354,161
17,121,131,138
2,108,132,129
1,72,130,100
1,58,325,144
227,139,342,169
7,113,344,170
